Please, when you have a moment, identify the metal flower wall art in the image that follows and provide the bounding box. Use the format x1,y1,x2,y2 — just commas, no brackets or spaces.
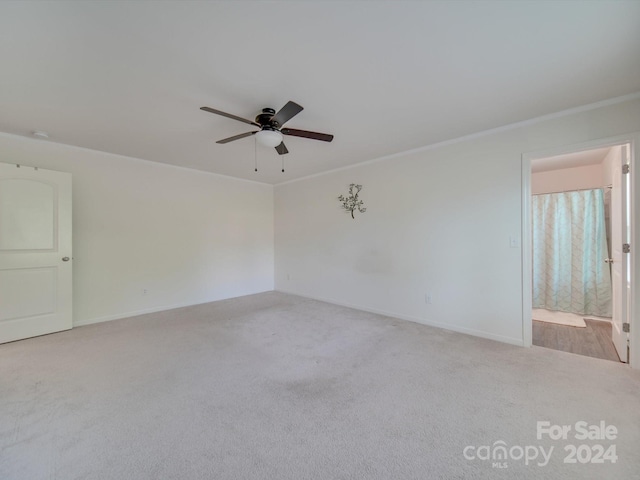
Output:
338,183,367,219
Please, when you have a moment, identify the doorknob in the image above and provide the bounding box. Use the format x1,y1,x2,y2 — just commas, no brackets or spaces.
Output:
604,258,613,264
62,257,70,262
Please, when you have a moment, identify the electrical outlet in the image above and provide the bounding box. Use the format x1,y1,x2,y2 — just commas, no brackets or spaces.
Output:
425,292,433,304
286,274,290,281
142,288,149,296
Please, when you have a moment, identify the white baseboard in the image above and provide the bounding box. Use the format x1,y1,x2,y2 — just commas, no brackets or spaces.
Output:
275,288,525,347
74,288,525,348
73,303,194,327
73,290,274,327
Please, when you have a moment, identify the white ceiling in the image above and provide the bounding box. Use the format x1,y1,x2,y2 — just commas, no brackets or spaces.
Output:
1,1,639,185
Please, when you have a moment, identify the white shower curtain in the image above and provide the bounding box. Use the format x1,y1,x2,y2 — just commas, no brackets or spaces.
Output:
532,188,612,317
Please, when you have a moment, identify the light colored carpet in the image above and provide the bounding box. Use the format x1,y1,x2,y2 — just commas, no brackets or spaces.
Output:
1,292,639,479
533,308,587,327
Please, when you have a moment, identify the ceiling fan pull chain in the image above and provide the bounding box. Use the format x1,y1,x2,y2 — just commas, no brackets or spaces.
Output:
254,137,258,172
282,156,285,173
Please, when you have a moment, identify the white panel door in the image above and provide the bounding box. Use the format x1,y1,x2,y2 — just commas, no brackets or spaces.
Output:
0,163,72,343
610,145,629,362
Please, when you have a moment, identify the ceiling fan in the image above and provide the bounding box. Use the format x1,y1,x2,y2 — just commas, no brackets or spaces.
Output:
200,101,333,155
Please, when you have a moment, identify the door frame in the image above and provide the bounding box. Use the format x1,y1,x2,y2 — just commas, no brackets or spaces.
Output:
521,133,639,368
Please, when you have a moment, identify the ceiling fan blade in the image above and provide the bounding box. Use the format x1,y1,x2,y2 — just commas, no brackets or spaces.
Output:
201,106,260,127
275,142,289,155
216,131,257,144
271,101,303,127
281,128,334,142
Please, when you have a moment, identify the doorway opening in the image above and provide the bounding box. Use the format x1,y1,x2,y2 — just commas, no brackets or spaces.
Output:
523,141,633,364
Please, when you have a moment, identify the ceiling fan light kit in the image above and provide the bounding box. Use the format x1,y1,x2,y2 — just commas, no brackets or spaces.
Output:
255,129,283,148
200,101,334,172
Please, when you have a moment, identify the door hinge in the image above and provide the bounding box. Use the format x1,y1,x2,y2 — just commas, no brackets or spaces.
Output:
623,243,630,254
623,323,630,333
622,164,630,174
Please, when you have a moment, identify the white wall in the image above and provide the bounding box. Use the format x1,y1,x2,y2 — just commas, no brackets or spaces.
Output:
0,133,274,326
602,145,621,187
274,98,640,346
531,164,604,194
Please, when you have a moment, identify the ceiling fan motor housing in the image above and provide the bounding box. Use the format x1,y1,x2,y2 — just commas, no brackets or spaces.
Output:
256,108,277,128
